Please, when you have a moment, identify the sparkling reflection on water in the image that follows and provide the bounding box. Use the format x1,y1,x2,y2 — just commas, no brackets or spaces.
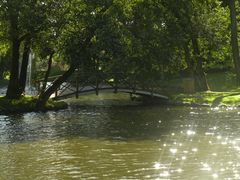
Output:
0,106,240,179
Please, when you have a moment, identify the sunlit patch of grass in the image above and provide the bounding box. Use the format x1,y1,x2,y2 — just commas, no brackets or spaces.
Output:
172,91,240,107
221,95,240,106
45,99,68,110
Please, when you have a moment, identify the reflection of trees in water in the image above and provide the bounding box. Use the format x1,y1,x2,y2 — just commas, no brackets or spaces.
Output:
0,112,69,144
100,106,177,140
0,106,216,144
0,114,27,143
1,106,175,143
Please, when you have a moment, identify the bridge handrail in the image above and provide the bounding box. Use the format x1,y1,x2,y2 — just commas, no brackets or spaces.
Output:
36,75,63,82
35,71,165,98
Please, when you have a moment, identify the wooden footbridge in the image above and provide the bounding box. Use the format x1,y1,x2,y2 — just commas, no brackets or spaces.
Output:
37,71,169,101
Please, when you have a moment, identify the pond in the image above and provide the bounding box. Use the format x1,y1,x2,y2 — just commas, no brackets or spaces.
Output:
0,94,240,179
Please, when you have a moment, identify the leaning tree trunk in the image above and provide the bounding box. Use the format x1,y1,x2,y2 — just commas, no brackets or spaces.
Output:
229,0,240,85
0,61,3,80
36,65,76,109
191,37,209,92
36,23,97,109
39,52,54,97
18,38,31,96
6,38,21,99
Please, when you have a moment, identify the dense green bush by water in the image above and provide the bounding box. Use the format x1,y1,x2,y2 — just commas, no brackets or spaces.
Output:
0,96,67,114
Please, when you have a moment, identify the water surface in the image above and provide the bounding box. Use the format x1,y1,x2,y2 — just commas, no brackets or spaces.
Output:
0,98,240,179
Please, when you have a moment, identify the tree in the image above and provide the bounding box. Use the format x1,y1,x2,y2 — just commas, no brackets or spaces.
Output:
162,0,229,91
36,0,110,107
229,0,240,85
0,0,234,108
37,0,229,108
36,0,144,107
0,0,67,98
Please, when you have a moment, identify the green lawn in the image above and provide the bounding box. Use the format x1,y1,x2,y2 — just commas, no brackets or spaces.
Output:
172,91,240,107
168,72,240,107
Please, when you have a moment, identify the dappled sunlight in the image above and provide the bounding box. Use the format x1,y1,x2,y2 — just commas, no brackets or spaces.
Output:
147,132,240,179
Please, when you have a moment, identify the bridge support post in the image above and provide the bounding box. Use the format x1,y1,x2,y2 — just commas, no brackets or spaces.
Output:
151,87,154,97
95,59,100,96
36,81,41,95
55,88,58,98
114,76,118,93
75,69,79,99
95,72,99,96
130,93,133,101
96,75,99,96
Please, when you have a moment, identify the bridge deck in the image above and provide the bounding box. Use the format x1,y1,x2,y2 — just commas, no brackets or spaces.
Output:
54,84,169,100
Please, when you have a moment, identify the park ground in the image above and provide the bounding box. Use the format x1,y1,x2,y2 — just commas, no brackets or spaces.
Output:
169,71,240,107
1,71,240,114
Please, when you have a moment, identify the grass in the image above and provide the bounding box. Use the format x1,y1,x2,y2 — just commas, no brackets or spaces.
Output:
0,96,68,114
221,95,240,106
206,71,237,91
171,91,240,106
164,71,240,107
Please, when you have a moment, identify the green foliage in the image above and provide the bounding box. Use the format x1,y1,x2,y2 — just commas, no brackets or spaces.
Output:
3,71,10,80
0,0,233,77
0,0,238,101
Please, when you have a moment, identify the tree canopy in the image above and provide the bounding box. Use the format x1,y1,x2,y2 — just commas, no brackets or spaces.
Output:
0,0,239,106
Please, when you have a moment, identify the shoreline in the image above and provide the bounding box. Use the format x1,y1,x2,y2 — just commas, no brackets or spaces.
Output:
0,96,68,115
1,90,240,115
170,91,240,108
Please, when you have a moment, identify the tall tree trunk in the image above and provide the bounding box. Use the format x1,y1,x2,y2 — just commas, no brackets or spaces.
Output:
183,42,194,78
6,38,21,99
0,60,3,80
39,52,54,97
18,38,31,95
36,65,76,109
6,13,22,99
229,0,240,85
191,37,209,91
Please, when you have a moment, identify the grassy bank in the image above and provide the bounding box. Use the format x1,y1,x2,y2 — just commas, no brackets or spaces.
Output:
0,96,68,114
162,71,240,107
171,91,240,107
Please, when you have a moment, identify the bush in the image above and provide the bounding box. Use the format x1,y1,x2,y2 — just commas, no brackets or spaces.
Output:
0,96,68,114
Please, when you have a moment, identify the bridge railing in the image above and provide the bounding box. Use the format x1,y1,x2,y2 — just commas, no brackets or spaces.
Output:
36,70,163,98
